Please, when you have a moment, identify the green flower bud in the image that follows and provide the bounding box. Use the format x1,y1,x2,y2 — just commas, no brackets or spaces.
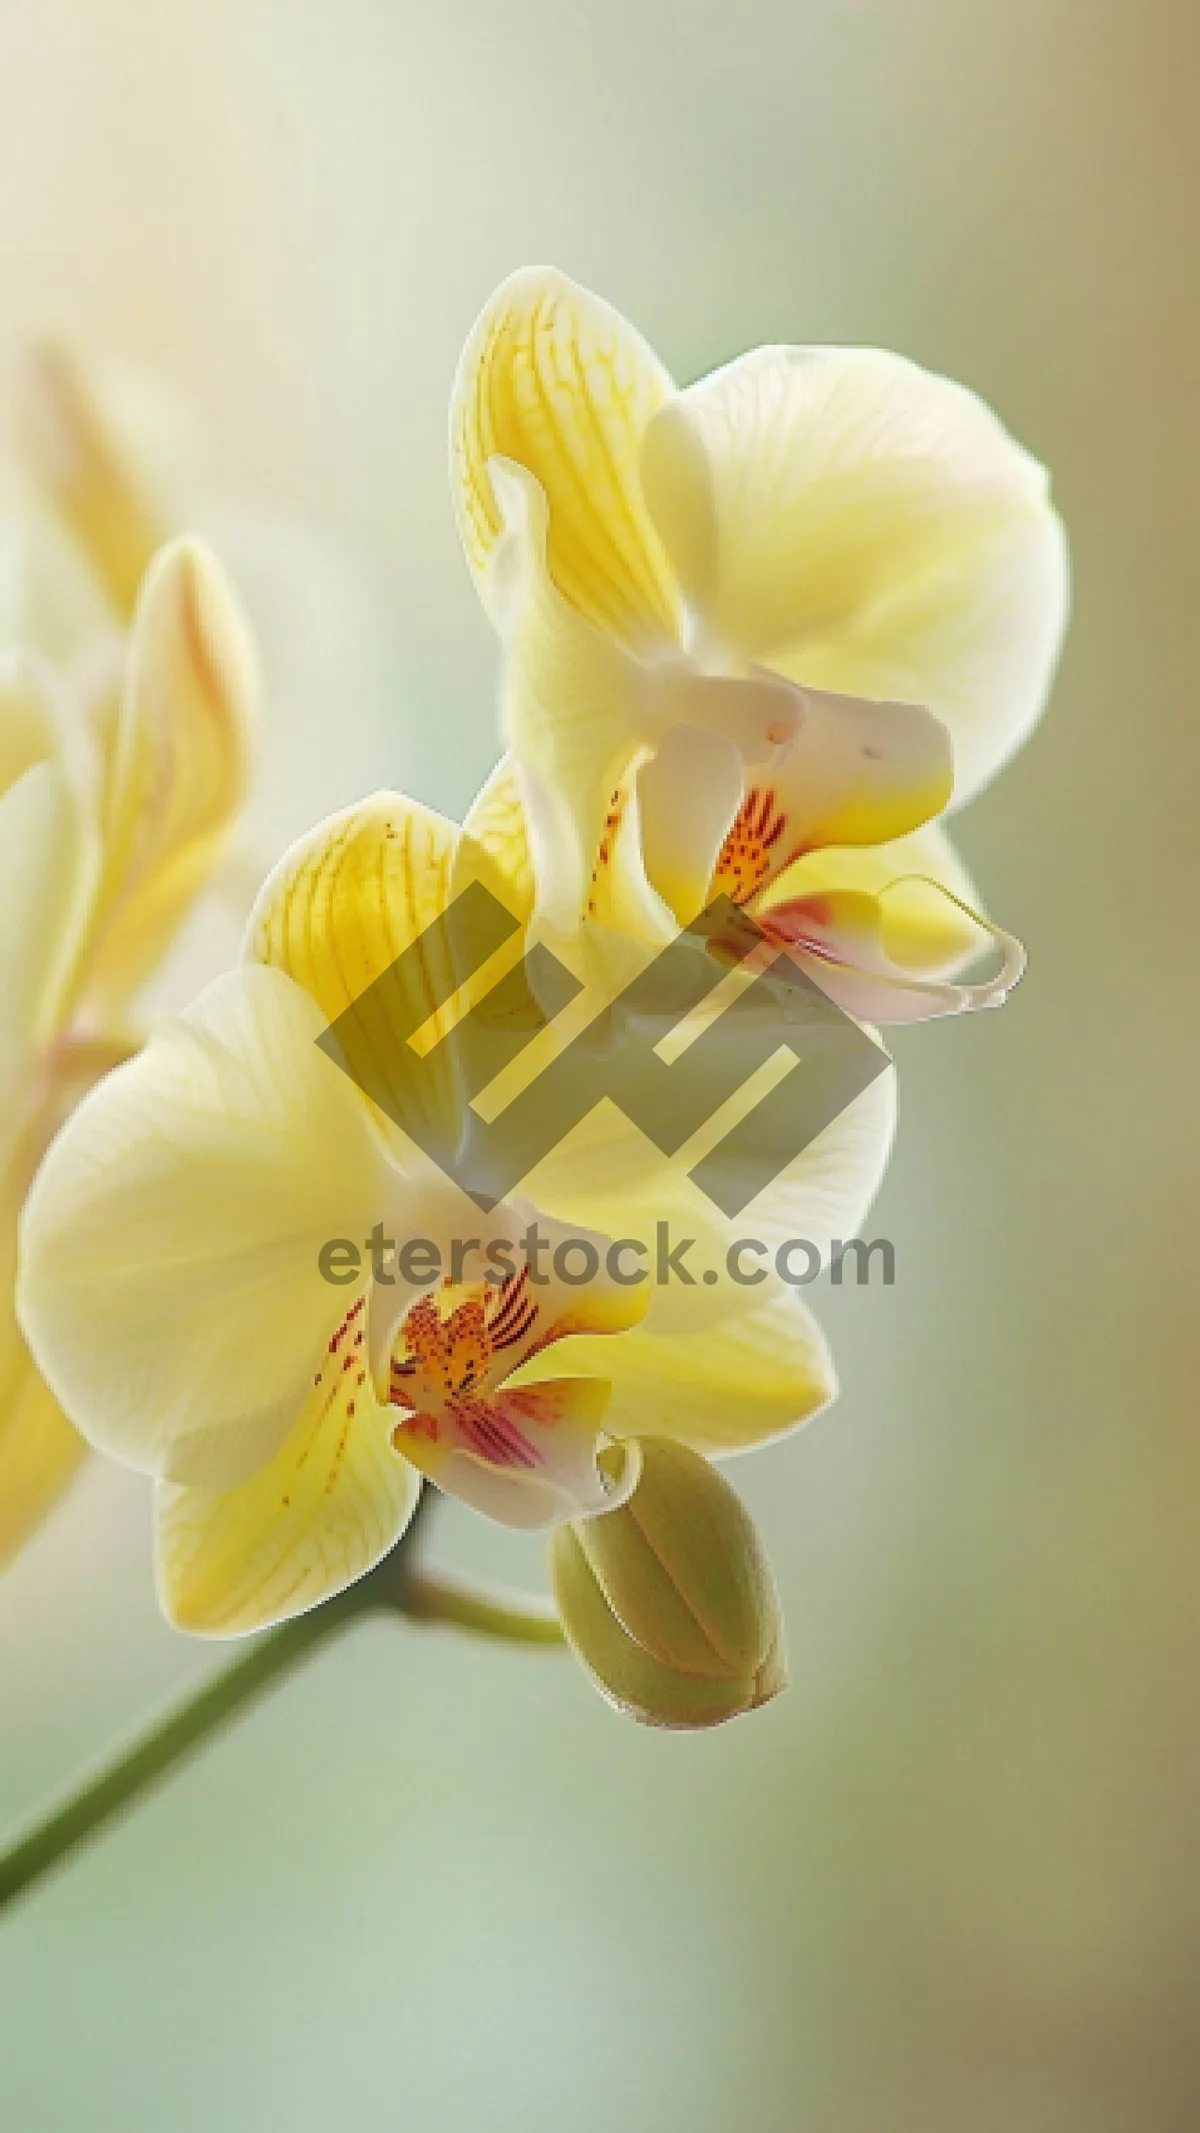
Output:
550,1437,787,1729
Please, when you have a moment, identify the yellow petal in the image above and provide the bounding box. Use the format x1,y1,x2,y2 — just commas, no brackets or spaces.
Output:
156,1325,421,1635
458,757,536,929
513,1289,835,1457
84,536,256,1014
455,472,681,989
18,964,390,1491
761,819,982,975
24,338,170,620
0,1335,88,1571
642,345,1068,804
481,456,654,944
247,789,472,1166
510,980,896,1332
0,650,59,799
451,266,682,649
0,758,98,1086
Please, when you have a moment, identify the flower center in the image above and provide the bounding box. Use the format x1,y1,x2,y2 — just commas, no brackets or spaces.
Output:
708,786,795,906
388,1270,539,1421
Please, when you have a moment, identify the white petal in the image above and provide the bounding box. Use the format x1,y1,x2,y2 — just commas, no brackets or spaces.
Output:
642,345,1068,803
393,1376,636,1531
18,964,392,1489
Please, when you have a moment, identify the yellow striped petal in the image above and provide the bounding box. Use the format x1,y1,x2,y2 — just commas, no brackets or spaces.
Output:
642,345,1068,804
24,338,169,621
84,537,256,1015
18,965,390,1491
451,266,682,650
458,757,536,927
246,790,466,1164
512,1288,835,1457
156,1306,420,1635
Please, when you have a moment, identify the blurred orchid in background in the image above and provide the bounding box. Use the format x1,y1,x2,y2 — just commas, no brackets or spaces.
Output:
0,529,255,1567
0,348,267,1568
0,331,406,1579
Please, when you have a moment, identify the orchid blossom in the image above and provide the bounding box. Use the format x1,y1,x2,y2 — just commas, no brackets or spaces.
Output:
451,268,1067,1024
14,275,1068,1651
18,793,838,1634
0,533,255,1566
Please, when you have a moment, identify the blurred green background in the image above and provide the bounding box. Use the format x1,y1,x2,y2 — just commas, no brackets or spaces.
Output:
1,1,1197,2126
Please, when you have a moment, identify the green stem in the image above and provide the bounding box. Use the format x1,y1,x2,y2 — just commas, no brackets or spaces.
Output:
0,1523,561,1917
404,1570,564,1644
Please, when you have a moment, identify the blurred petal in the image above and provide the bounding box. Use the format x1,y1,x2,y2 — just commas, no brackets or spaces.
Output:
0,1335,88,1571
0,649,58,798
0,498,116,665
85,537,256,1013
24,338,170,620
156,1342,421,1635
514,1288,835,1457
18,964,389,1490
0,759,97,1086
452,265,682,648
642,345,1068,802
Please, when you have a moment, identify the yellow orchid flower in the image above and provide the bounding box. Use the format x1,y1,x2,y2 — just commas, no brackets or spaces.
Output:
0,535,255,1567
17,791,841,1635
450,266,1068,1024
